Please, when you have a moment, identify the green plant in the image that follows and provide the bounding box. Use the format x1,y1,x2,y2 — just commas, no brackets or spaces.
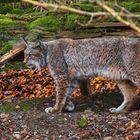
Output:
79,115,88,128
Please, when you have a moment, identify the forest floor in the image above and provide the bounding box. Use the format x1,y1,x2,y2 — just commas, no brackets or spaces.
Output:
0,68,140,140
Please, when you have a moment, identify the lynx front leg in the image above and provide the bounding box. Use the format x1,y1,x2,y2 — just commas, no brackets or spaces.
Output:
45,78,69,113
109,80,137,113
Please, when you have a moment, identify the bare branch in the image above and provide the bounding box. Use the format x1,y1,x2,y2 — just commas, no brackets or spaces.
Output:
22,0,110,17
21,0,140,18
95,0,140,36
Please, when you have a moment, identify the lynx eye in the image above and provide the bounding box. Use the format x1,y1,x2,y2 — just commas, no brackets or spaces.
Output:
27,52,32,56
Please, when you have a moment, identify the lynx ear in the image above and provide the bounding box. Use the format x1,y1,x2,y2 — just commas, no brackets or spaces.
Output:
21,37,29,47
34,40,42,47
34,40,45,52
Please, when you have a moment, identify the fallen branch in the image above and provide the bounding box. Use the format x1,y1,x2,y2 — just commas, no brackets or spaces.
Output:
75,21,129,28
0,42,27,64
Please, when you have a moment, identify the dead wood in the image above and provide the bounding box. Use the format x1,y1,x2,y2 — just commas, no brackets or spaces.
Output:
0,42,27,64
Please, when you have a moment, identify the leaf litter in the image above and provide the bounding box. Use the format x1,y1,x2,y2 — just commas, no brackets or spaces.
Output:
0,68,140,139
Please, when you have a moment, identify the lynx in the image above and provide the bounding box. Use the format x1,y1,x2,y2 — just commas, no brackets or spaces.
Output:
23,37,140,113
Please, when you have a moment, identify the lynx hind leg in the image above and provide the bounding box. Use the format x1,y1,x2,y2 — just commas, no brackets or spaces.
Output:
109,80,138,113
65,79,79,112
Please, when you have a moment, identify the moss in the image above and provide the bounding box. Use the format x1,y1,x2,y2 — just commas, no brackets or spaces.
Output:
29,15,62,32
64,13,88,30
11,7,34,15
0,43,13,56
0,104,17,113
99,17,118,22
71,2,102,12
0,18,16,29
18,101,33,112
105,1,140,13
0,62,28,73
11,8,25,14
0,40,19,56
120,1,140,12
0,101,33,113
71,1,140,13
0,4,13,14
0,3,33,15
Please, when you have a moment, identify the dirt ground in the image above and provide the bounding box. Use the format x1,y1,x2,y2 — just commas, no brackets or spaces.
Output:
0,68,140,140
0,92,140,140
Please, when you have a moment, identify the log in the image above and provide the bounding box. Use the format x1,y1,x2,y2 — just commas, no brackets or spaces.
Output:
0,42,27,64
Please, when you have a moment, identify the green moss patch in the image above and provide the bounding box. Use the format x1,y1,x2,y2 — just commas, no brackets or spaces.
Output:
64,13,88,30
0,44,12,56
29,13,88,32
0,18,16,29
71,2,102,12
120,1,140,12
0,101,33,113
29,15,61,32
0,62,28,73
0,40,19,56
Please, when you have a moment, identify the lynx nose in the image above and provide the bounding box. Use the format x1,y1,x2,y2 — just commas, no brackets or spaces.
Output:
23,56,29,64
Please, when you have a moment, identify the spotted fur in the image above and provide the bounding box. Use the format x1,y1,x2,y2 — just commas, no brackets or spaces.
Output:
24,37,140,113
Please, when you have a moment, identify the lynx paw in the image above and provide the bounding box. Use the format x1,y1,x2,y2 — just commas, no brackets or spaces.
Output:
109,108,119,113
109,107,126,113
65,101,75,112
45,107,54,114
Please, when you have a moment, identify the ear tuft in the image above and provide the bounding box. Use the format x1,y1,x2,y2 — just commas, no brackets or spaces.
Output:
21,37,29,47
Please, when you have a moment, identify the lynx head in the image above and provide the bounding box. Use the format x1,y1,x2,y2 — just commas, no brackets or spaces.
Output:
23,38,47,69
